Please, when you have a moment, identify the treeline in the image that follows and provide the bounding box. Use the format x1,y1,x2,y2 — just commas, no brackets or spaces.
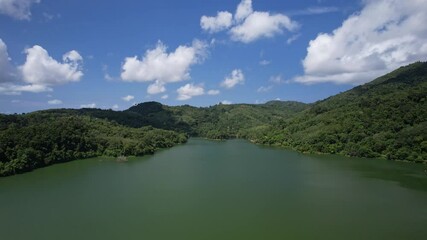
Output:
0,114,187,176
126,100,308,138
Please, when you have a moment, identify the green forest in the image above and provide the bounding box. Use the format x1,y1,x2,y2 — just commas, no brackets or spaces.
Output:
1,62,426,176
0,114,187,176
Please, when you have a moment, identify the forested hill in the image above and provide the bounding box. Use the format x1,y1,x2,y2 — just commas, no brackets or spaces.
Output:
1,62,426,176
0,101,307,176
0,114,187,176
249,62,427,163
38,100,308,137
125,100,308,138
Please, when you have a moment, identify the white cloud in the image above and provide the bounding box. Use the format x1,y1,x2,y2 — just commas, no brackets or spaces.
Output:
103,64,118,81
200,0,298,43
20,45,83,85
230,11,298,43
63,50,82,62
235,0,253,22
0,39,17,83
177,83,204,101
289,6,339,16
161,94,168,99
201,0,299,43
259,60,270,66
121,40,207,94
112,104,119,110
257,85,273,93
0,0,40,20
48,99,62,105
122,95,134,102
104,73,114,81
221,69,244,89
0,41,83,95
287,34,301,45
0,83,52,95
207,89,220,95
220,100,232,105
296,0,427,85
269,75,291,84
147,81,166,94
80,103,96,108
201,11,233,33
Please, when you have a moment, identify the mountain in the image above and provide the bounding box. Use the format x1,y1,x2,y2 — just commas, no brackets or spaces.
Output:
250,62,427,163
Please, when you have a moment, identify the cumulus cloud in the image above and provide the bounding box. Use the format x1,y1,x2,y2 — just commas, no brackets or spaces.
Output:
176,83,204,101
112,104,119,110
296,0,427,85
0,41,82,95
20,45,83,85
47,99,62,105
63,50,82,62
235,0,253,22
207,89,220,95
200,11,233,33
200,0,298,43
161,94,168,99
121,40,207,94
220,100,232,105
221,69,244,89
122,95,134,102
0,0,40,20
147,81,166,95
0,39,17,83
230,11,298,43
80,103,96,108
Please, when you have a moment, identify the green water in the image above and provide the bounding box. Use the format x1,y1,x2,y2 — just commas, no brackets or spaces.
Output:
1,139,426,240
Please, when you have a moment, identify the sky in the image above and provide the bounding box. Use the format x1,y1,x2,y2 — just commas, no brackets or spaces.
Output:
0,0,426,113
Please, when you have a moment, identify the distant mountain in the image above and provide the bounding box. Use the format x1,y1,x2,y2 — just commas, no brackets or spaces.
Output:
250,62,427,162
125,101,309,138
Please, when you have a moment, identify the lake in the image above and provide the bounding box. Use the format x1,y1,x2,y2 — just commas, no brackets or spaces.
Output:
1,138,426,240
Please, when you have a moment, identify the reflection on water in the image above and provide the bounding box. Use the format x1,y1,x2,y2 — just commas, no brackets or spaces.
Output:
1,138,426,240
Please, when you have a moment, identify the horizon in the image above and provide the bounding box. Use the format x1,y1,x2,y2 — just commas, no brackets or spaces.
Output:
1,0,427,113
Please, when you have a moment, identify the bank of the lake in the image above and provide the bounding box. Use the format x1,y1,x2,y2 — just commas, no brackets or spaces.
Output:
1,138,426,240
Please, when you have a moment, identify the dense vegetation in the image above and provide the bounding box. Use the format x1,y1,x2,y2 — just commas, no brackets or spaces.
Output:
0,113,187,176
126,100,308,138
1,62,426,176
248,62,427,163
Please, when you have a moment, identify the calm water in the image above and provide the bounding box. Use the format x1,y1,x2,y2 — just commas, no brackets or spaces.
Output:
1,138,426,240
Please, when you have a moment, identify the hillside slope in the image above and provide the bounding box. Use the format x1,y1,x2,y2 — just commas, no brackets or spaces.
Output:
0,113,187,176
250,62,427,162
126,101,308,138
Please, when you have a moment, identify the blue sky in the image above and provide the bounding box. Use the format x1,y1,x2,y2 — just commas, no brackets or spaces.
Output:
0,0,426,113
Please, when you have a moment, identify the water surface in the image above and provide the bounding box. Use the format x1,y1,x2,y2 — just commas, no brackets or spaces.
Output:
1,138,426,239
